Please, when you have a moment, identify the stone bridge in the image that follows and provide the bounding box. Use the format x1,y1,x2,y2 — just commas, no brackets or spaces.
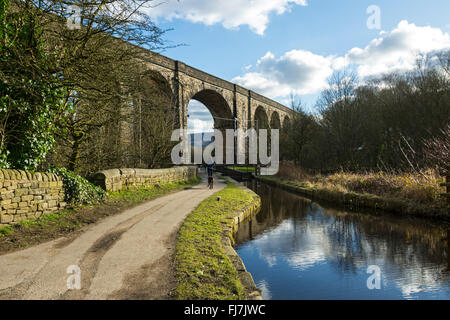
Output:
134,48,293,133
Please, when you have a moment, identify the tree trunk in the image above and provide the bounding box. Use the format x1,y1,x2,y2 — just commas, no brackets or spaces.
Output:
68,132,83,172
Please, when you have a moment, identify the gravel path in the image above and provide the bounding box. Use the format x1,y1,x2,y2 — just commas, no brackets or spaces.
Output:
0,175,225,300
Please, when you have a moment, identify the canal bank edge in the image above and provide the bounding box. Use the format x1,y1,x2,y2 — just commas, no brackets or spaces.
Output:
220,176,263,300
257,176,449,221
173,175,262,300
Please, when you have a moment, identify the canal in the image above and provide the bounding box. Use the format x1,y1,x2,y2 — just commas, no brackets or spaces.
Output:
234,180,450,300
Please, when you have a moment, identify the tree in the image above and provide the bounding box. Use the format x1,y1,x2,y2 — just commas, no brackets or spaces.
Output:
280,95,317,166
285,51,449,173
0,0,66,170
423,124,450,175
1,0,173,172
316,71,364,170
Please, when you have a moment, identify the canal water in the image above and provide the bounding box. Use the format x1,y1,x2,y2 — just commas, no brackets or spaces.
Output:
234,180,450,300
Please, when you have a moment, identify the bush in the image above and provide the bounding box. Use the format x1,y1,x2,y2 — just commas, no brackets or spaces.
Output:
277,162,312,181
48,167,106,205
424,124,450,175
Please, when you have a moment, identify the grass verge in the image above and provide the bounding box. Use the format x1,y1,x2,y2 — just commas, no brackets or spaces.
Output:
0,177,201,254
228,166,256,173
173,180,256,300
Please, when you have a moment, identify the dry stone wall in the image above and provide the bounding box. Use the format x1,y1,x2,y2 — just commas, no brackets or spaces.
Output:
91,166,198,193
0,169,66,226
0,166,197,227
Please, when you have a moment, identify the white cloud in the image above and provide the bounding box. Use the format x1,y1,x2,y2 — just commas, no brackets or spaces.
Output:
187,100,213,134
233,21,450,99
187,118,214,134
233,50,344,96
346,20,450,78
145,0,307,35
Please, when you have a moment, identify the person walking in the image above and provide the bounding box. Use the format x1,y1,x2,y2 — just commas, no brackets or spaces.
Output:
207,163,215,189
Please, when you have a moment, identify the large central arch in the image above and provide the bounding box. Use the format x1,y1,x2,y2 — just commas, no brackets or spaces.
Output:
190,89,234,131
187,89,235,164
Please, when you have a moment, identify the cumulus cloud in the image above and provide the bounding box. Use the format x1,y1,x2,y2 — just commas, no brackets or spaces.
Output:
187,100,214,134
346,20,450,78
233,50,345,96
188,119,214,134
233,21,450,99
145,0,307,35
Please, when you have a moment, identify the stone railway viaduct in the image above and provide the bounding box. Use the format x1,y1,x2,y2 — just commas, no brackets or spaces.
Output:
133,48,293,134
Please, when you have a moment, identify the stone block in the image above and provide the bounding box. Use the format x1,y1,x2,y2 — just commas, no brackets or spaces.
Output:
48,200,57,207
2,202,18,210
1,191,14,200
0,214,13,224
34,172,42,181
1,169,10,180
18,202,28,208
14,188,28,197
7,171,16,180
39,182,49,188
1,199,11,206
21,195,34,202
19,170,28,180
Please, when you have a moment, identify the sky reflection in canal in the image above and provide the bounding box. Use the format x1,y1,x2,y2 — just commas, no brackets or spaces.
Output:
234,181,450,300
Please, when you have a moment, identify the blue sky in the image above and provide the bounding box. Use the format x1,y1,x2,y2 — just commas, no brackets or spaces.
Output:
142,0,450,133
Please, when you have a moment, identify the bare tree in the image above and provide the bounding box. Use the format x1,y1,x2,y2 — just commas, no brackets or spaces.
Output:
423,124,450,175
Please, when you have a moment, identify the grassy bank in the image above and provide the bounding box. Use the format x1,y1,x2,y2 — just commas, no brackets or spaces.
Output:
261,164,448,220
173,180,259,300
228,166,256,173
0,177,201,254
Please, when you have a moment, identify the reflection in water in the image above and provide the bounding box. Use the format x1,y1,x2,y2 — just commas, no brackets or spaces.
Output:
235,181,450,300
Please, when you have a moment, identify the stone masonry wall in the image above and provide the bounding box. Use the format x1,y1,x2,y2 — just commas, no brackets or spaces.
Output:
91,166,198,193
0,169,66,226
